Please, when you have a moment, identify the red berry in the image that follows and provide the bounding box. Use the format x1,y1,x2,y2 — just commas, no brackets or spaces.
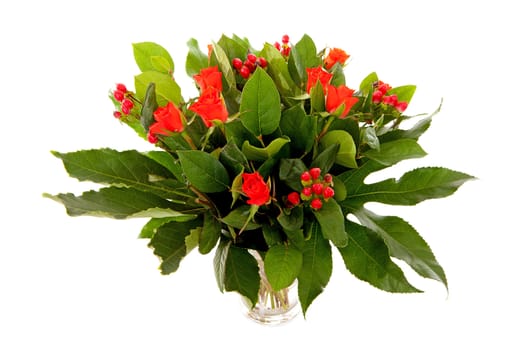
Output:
372,90,383,104
323,187,335,199
282,34,290,44
244,60,256,72
247,53,257,64
378,82,390,94
239,65,251,79
257,57,268,68
395,101,408,113
383,94,398,106
116,83,127,93
312,183,324,195
309,167,321,180
282,46,291,56
302,187,312,197
113,89,125,102
287,192,301,206
232,58,243,70
310,198,323,210
323,174,333,184
274,42,281,51
113,111,122,119
122,98,134,109
300,171,311,182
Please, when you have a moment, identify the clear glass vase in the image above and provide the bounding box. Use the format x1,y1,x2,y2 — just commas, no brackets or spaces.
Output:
241,250,300,325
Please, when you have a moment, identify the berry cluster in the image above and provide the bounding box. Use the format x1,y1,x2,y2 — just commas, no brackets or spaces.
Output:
112,83,134,118
372,81,408,113
274,34,291,57
286,167,335,210
232,53,268,79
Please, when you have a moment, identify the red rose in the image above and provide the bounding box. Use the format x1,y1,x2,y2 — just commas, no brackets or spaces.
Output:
242,172,270,206
194,66,222,92
324,48,350,70
306,66,333,94
148,101,185,140
188,89,228,127
326,85,359,118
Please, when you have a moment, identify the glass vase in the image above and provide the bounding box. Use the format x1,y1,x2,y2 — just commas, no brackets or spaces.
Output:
241,250,300,325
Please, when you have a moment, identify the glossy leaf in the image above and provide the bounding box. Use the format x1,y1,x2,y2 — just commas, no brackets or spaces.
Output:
343,167,475,206
133,42,174,73
310,143,339,174
149,219,202,274
240,67,281,136
185,38,208,78
177,150,230,193
354,208,448,289
288,34,321,88
220,141,249,175
260,43,300,97
319,130,358,168
44,187,191,219
221,205,261,231
214,241,260,306
338,220,421,292
298,221,332,315
199,212,222,254
265,244,303,291
359,71,379,95
139,215,199,239
52,148,188,199
313,198,347,247
140,83,157,130
242,137,290,161
279,158,308,192
135,71,182,106
280,104,315,156
388,85,416,104
364,139,427,166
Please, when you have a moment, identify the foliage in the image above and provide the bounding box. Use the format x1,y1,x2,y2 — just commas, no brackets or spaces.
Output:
45,34,473,317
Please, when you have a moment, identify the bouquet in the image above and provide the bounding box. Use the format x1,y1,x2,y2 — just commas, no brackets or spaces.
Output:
46,34,473,323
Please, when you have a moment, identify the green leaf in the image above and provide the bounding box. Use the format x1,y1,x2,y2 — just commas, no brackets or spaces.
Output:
133,42,174,73
51,149,187,199
199,212,222,254
144,151,181,179
140,83,157,131
310,143,339,174
224,119,262,149
343,167,475,207
215,241,260,306
210,42,237,97
240,67,281,136
330,63,346,87
44,187,190,219
217,34,249,64
277,206,303,231
264,244,303,291
359,71,379,95
338,220,421,293
354,208,448,289
388,85,416,104
139,215,199,239
279,158,308,192
280,105,315,155
260,43,300,97
185,38,208,78
364,139,427,166
262,224,284,247
362,126,380,151
313,198,347,247
149,219,202,274
298,221,332,315
150,56,172,74
220,141,249,175
288,34,321,88
241,137,290,161
309,80,326,113
221,205,261,231
319,130,358,168
177,150,230,193
135,71,182,106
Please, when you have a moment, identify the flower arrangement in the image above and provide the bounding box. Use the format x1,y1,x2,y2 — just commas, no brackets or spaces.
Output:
46,34,473,322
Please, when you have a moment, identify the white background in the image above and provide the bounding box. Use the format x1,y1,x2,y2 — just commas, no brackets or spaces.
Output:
1,0,523,348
